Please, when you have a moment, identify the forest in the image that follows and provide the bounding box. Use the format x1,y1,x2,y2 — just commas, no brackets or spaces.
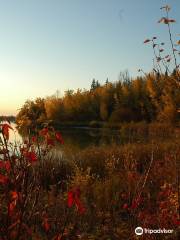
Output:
16,70,180,132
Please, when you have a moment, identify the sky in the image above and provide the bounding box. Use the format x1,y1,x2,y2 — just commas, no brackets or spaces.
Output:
0,0,179,115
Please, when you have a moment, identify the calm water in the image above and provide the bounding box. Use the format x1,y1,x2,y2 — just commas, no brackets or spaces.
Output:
9,123,121,149
59,127,121,148
9,123,22,143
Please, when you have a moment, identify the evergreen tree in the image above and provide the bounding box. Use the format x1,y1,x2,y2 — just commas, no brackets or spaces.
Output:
91,79,96,91
105,78,109,86
96,80,100,88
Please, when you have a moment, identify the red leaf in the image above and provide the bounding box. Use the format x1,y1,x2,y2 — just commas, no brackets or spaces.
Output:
143,39,151,44
0,174,9,184
172,215,180,226
0,161,4,168
42,217,50,232
169,19,176,23
8,201,16,216
74,197,86,214
31,136,37,142
77,204,86,214
5,161,11,171
131,196,143,209
46,138,55,146
11,191,18,201
0,124,13,140
74,187,81,198
24,151,37,162
55,132,64,144
0,160,11,171
67,188,86,214
67,191,74,207
158,17,176,24
39,128,49,136
42,213,50,232
122,203,129,209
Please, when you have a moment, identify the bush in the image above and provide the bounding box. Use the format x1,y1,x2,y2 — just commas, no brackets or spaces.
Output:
0,121,179,239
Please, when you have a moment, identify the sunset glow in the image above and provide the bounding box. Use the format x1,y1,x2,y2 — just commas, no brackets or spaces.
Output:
0,0,180,115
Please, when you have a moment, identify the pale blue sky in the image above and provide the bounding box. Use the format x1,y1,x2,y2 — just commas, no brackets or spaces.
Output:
0,0,179,115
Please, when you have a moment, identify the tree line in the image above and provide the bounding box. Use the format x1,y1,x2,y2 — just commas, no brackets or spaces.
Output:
16,71,180,132
0,115,15,123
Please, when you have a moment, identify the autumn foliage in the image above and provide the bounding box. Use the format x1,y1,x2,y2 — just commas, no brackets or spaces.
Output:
1,120,180,239
1,4,180,240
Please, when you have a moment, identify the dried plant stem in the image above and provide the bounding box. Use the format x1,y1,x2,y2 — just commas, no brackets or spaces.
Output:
152,40,162,73
166,10,178,70
137,142,154,200
176,150,180,219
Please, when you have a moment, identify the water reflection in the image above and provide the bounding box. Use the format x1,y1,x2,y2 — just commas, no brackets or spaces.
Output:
59,127,121,149
9,123,22,144
8,124,121,149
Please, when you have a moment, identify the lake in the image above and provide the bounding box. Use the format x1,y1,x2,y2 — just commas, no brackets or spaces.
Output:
9,123,122,149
